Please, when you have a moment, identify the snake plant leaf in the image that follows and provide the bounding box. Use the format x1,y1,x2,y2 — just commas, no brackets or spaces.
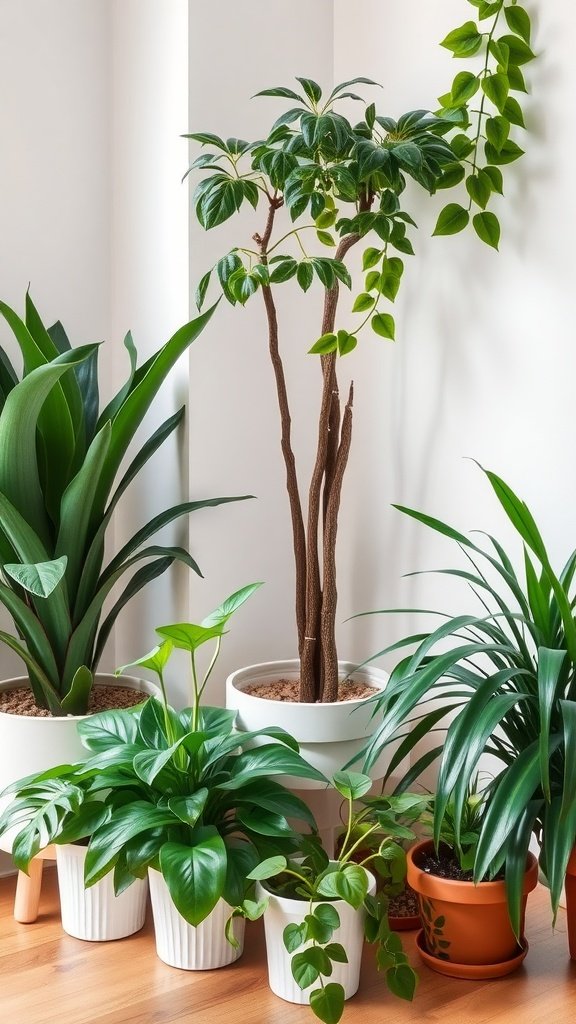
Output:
25,293,83,433
92,550,199,668
0,491,71,662
92,303,218,519
60,666,94,715
0,583,60,687
99,494,253,587
0,629,62,713
4,556,68,599
96,331,138,427
71,409,186,620
55,421,112,598
0,345,17,404
0,344,99,545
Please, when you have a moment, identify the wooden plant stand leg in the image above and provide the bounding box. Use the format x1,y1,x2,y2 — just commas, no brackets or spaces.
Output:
13,846,56,923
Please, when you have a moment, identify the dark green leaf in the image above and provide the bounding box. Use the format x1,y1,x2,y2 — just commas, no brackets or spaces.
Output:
309,984,345,1024
486,116,510,152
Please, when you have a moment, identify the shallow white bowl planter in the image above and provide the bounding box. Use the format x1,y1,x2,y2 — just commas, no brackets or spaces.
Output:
256,869,376,1005
0,674,157,854
226,660,390,785
226,660,397,852
56,843,148,941
148,868,245,970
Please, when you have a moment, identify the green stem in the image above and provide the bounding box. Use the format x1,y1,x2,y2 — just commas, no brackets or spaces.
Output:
467,6,503,207
267,224,317,255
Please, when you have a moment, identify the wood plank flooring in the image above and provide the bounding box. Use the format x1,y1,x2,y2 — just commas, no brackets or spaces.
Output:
1,868,575,1024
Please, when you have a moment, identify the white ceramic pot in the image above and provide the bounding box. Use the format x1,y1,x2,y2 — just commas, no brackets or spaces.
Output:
225,660,390,786
148,867,245,970
56,843,148,941
257,869,376,1004
0,673,157,854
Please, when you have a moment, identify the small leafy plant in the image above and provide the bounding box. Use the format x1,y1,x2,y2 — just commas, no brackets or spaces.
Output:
186,0,536,703
245,772,421,1024
0,585,325,929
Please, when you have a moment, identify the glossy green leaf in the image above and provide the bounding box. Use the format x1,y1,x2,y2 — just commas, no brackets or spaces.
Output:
333,771,372,801
309,334,338,355
486,115,510,152
371,313,395,340
440,21,483,58
160,829,227,926
482,73,509,113
433,204,469,236
309,983,345,1024
473,211,501,250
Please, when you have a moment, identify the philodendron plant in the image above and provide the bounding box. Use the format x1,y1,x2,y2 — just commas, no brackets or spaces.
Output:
187,0,536,702
0,293,248,714
246,772,423,1024
0,585,325,928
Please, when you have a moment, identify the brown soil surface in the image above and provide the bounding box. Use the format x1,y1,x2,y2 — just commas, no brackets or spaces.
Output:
388,884,420,919
0,685,149,718
243,678,376,702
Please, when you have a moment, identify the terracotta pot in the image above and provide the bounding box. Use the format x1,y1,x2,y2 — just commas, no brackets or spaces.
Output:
407,840,538,977
565,846,576,960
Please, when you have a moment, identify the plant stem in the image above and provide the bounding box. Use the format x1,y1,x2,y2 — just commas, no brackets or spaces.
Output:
255,203,307,650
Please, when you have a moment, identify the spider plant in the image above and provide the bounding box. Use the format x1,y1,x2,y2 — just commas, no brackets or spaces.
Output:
357,466,576,935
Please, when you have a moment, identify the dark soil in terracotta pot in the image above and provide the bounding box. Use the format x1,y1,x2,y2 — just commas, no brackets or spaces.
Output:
388,883,420,920
417,843,505,883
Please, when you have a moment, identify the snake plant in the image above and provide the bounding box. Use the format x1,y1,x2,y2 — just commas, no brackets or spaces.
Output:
0,293,247,714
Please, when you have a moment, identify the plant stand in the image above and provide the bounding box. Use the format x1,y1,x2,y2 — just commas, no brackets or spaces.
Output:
13,846,56,923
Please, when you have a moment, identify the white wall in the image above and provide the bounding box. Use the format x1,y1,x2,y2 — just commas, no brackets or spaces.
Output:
109,0,191,695
0,0,112,873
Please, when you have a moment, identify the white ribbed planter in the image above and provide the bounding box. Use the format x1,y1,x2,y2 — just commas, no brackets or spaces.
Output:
56,844,148,941
148,868,245,970
0,674,158,854
226,660,390,786
256,869,376,1005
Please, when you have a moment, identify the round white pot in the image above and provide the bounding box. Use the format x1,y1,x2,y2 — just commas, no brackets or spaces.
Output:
0,673,157,854
56,843,148,941
148,867,245,970
256,869,376,1004
226,660,390,787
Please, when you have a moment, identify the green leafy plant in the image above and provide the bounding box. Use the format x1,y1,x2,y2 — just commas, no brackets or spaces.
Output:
420,779,487,875
358,465,576,935
0,585,326,928
0,293,250,714
246,772,420,1024
186,1,536,703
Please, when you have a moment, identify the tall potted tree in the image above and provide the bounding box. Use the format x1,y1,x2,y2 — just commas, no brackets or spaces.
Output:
187,0,537,780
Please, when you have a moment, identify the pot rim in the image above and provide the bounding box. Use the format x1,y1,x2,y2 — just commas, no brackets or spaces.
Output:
226,659,387,710
0,673,155,722
407,840,538,903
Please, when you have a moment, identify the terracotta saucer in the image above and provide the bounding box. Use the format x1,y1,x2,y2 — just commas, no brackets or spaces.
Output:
389,912,422,932
415,929,529,980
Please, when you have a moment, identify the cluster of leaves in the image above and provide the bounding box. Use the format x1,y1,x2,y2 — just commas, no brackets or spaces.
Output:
0,294,246,713
187,4,535,356
421,779,487,873
0,586,325,926
187,81,465,354
434,0,536,249
246,772,419,1024
357,466,576,937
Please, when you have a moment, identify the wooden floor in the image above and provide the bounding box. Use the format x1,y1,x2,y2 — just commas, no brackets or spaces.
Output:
1,869,575,1024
